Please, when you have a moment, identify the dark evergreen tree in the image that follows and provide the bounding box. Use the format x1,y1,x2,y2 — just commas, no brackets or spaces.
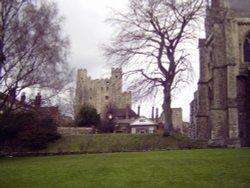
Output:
75,104,100,127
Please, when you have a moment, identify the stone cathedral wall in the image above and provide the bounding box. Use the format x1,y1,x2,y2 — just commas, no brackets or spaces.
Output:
190,0,250,147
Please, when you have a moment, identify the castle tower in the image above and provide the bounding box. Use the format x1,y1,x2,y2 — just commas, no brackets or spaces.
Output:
110,68,122,107
74,69,89,115
74,68,132,119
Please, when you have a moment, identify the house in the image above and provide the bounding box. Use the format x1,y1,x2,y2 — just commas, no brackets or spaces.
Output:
112,107,138,133
111,107,138,120
0,92,73,127
130,117,159,134
114,116,159,134
114,119,135,133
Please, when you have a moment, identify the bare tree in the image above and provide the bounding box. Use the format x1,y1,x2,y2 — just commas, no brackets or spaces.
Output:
0,0,71,113
104,0,205,136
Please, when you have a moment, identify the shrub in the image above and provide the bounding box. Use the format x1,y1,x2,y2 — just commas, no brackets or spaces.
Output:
97,120,115,133
75,104,100,127
0,112,61,151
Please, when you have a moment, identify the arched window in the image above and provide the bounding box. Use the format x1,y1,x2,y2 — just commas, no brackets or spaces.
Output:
243,32,250,63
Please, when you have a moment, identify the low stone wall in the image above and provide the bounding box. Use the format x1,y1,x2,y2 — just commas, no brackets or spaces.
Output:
57,127,94,136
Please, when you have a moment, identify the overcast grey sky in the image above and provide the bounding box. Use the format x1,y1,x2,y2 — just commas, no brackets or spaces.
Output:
55,0,201,120
55,0,128,78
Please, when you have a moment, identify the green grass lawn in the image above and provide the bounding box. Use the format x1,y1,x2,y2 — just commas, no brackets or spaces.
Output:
0,148,250,188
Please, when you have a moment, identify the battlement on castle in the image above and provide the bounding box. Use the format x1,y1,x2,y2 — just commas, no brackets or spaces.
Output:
75,68,132,118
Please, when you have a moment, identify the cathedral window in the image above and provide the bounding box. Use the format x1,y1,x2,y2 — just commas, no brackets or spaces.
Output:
243,32,250,63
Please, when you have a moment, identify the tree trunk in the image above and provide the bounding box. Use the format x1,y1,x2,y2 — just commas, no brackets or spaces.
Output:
163,86,173,136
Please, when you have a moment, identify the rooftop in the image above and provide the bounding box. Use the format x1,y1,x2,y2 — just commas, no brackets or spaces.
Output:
130,117,159,126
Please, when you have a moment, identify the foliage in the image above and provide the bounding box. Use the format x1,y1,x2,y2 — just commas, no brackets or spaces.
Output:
0,0,71,113
96,120,115,133
75,104,100,127
1,149,250,188
95,103,117,133
0,112,61,151
104,0,205,135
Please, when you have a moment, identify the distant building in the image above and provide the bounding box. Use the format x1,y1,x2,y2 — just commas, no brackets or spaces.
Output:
74,68,132,118
190,0,250,147
114,119,135,133
159,108,184,134
110,106,139,133
0,92,72,127
114,116,159,134
130,117,159,134
109,106,138,120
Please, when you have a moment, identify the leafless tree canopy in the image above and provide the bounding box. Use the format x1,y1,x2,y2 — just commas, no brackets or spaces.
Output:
0,0,71,113
104,0,205,135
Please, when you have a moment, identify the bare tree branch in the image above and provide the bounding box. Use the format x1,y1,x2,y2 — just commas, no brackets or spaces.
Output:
103,0,206,135
0,0,72,114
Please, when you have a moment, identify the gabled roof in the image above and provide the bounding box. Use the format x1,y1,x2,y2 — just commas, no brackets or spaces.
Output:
112,108,138,118
114,119,135,125
130,117,159,126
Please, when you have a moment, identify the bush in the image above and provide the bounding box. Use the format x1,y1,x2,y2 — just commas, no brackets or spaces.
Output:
0,112,61,151
75,104,100,127
97,120,115,133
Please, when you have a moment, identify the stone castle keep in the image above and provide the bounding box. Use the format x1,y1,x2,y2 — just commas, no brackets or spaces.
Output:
74,68,132,117
190,0,250,147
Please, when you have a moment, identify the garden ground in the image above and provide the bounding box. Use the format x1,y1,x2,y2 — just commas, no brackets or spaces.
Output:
0,148,250,188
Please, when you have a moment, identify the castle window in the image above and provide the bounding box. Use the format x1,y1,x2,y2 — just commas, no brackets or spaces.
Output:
243,32,250,63
105,96,109,100
101,87,103,91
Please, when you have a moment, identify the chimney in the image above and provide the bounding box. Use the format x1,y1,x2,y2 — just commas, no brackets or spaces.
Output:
35,93,41,107
156,108,159,121
137,105,140,117
125,104,130,119
151,106,154,120
20,92,26,104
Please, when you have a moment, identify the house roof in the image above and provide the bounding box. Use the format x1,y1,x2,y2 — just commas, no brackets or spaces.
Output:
112,108,138,118
115,119,135,124
130,117,159,126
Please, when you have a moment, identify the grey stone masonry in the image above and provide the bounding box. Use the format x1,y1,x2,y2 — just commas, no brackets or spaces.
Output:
190,0,250,147
74,68,131,118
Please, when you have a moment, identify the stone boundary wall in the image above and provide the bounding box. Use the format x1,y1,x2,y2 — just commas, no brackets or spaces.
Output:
57,127,94,136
